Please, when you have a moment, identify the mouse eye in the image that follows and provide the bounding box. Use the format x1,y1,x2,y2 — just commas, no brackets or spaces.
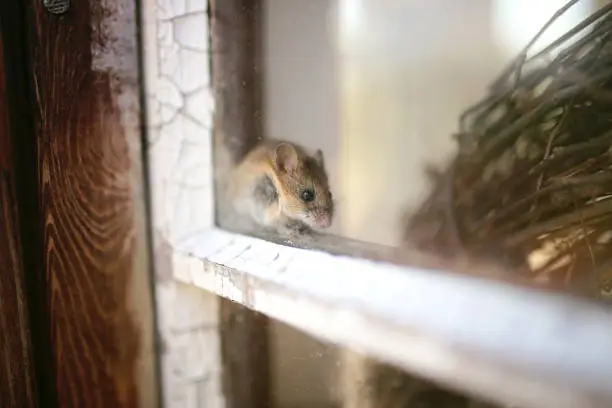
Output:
300,189,315,203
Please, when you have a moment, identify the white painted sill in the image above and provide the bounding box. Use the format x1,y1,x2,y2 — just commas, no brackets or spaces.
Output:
169,227,612,408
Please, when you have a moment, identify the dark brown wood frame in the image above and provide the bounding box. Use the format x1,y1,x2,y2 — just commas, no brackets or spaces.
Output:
210,1,272,407
0,15,39,408
0,0,160,406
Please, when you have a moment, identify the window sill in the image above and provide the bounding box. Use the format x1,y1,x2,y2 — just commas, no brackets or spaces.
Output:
169,227,612,408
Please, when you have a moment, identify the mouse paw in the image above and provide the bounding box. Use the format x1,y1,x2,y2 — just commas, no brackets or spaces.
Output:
276,221,312,240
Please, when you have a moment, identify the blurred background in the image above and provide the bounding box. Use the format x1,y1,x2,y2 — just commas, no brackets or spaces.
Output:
264,0,596,247
261,1,600,407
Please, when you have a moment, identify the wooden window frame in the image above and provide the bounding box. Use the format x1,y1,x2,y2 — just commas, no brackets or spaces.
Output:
2,0,160,405
142,0,612,407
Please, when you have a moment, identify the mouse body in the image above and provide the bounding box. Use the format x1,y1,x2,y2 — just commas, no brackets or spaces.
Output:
228,139,334,235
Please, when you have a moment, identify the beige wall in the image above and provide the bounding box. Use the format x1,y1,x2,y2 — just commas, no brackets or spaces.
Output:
263,0,506,247
264,0,343,237
337,0,505,246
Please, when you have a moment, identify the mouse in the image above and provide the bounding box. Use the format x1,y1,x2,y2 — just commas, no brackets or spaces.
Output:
227,139,334,236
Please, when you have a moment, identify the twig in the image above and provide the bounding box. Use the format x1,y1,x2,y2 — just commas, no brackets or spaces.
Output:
503,200,612,247
491,0,582,92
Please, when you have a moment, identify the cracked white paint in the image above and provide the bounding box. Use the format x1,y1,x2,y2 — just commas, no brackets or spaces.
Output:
145,0,213,245
156,280,224,408
141,0,222,406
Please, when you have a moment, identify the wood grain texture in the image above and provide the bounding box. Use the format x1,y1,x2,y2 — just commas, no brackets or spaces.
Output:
210,1,272,407
23,0,159,406
0,29,38,408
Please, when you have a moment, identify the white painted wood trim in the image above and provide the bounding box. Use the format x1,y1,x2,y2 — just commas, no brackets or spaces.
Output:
140,0,223,407
174,228,612,408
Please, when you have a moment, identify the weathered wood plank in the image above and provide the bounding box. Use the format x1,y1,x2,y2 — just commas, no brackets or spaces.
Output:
176,228,612,408
0,24,38,408
23,0,159,406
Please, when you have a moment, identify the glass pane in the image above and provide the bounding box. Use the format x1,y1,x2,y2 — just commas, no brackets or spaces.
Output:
258,0,612,298
269,318,502,408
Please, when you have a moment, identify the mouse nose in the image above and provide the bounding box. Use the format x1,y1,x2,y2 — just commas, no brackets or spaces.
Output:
316,214,331,229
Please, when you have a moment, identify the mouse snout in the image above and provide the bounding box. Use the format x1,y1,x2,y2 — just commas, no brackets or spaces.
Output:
314,212,332,229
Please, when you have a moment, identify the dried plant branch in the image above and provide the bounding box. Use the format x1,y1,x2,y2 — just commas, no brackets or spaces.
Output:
405,0,612,296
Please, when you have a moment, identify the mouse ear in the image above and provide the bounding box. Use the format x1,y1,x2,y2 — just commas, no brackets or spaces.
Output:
313,149,324,168
275,143,299,172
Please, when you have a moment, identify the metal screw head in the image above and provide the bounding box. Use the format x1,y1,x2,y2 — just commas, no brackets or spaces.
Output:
43,0,70,15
